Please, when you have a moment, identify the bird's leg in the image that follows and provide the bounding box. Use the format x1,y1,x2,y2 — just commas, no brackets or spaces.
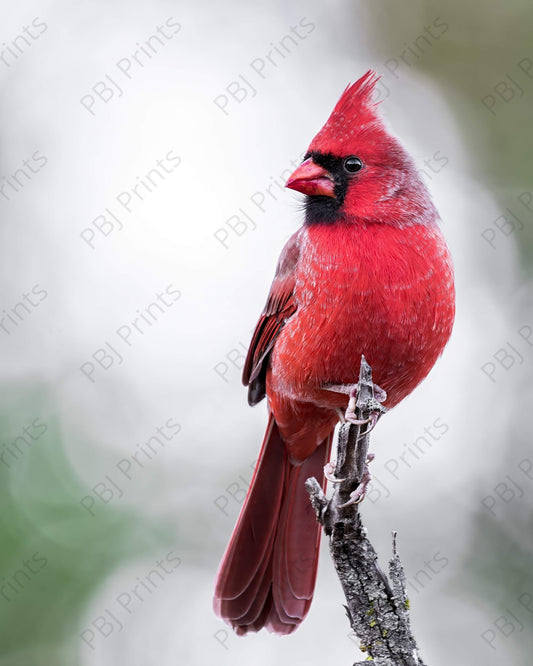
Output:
336,408,346,424
338,453,375,507
346,389,372,426
324,382,387,426
344,383,387,423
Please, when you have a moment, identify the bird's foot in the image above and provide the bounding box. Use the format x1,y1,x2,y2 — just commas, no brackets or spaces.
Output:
338,453,375,507
325,381,387,415
325,381,387,401
324,460,346,484
345,407,380,435
343,383,387,432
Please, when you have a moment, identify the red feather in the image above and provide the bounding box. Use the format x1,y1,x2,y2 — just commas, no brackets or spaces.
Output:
242,231,299,405
214,414,332,635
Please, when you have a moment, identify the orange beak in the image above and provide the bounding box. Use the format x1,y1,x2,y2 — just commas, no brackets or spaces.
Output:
285,159,336,198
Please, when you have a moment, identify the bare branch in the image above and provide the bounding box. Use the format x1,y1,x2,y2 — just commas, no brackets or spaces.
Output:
306,357,426,666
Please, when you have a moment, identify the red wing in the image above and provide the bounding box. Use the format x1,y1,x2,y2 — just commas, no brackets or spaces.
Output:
243,231,301,405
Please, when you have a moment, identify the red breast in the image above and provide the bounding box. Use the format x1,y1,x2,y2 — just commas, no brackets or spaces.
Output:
268,221,455,409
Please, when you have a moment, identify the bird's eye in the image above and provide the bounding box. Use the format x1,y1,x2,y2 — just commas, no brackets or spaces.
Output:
343,156,363,173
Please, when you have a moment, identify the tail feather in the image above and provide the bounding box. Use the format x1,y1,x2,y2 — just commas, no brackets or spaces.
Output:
214,413,332,635
273,440,330,623
214,415,285,605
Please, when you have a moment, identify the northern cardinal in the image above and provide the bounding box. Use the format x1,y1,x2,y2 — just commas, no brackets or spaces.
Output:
214,70,455,635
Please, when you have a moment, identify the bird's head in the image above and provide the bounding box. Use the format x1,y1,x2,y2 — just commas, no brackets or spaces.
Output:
286,70,437,227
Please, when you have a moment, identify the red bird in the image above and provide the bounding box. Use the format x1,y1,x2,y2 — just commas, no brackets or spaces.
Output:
214,70,455,636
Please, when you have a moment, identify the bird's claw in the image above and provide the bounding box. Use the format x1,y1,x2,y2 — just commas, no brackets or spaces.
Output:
338,468,371,507
345,406,383,438
344,384,387,433
338,454,375,507
324,460,346,483
326,381,387,428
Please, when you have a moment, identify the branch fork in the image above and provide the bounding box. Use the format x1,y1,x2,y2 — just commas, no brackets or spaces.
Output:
305,357,427,666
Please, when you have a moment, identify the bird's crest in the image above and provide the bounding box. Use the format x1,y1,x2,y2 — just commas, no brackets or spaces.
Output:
309,70,384,156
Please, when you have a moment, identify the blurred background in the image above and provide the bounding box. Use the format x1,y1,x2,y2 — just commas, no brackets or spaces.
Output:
0,0,532,664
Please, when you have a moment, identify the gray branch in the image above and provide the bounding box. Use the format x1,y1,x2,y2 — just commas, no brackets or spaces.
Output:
305,357,426,666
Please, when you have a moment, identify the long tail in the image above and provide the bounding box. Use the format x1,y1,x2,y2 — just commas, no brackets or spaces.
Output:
214,413,333,635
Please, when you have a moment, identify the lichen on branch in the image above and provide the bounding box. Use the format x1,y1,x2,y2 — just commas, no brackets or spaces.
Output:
305,357,427,666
